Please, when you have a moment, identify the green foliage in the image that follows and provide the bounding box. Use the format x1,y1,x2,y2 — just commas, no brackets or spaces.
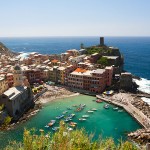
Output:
0,104,4,111
87,47,105,55
3,116,12,126
97,57,108,66
4,121,140,150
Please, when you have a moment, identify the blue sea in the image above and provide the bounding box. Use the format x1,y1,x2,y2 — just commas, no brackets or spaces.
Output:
0,36,150,94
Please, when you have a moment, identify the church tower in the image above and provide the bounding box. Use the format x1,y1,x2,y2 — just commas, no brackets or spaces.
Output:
13,65,23,87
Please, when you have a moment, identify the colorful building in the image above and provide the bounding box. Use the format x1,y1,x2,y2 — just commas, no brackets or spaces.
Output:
68,67,113,93
0,76,8,95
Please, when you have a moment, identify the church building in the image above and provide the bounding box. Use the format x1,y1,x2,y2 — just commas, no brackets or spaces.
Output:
0,65,34,120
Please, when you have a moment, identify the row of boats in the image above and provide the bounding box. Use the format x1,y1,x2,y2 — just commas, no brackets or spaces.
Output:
45,103,99,130
103,104,123,112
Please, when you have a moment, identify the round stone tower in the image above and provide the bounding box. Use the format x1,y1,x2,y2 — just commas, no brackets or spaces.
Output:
13,65,23,87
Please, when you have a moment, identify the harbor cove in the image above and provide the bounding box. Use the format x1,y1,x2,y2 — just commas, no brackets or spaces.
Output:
0,95,141,148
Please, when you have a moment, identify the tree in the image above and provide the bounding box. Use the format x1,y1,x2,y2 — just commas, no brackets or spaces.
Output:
97,57,108,66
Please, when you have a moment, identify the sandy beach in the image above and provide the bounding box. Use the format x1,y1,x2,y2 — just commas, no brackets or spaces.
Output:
36,85,79,104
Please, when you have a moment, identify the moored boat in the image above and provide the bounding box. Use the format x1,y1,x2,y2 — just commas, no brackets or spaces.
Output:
103,104,109,109
91,108,98,111
79,118,86,121
52,127,59,131
82,115,89,118
48,120,56,127
68,113,75,118
87,110,94,113
118,110,123,112
67,127,73,131
56,114,64,119
113,107,118,110
62,111,68,114
67,107,72,110
69,122,77,127
96,99,103,103
45,125,49,128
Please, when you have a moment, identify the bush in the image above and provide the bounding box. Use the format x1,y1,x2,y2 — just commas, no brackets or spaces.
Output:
0,104,4,111
97,57,108,66
4,121,140,150
3,116,12,126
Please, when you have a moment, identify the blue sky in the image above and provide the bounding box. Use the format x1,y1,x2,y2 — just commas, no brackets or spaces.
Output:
0,0,150,37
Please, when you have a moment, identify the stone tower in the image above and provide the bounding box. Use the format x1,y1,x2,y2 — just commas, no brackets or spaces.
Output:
13,65,23,87
100,37,104,46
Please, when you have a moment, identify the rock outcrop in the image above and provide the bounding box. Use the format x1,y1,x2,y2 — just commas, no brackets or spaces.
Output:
131,97,150,118
0,42,17,56
128,128,150,144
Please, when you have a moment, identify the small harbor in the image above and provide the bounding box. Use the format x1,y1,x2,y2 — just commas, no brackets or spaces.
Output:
0,94,141,149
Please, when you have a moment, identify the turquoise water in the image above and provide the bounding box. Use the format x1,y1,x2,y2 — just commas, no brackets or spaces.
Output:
0,95,141,148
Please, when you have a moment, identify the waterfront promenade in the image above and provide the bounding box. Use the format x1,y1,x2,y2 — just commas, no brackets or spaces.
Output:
96,93,150,129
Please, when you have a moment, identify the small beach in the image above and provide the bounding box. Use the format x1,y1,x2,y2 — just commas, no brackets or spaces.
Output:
36,85,79,104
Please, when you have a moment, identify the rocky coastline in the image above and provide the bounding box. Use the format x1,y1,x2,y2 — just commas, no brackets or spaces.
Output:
128,128,150,144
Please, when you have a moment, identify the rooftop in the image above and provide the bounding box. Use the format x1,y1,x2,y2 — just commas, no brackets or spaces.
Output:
3,86,27,100
51,59,59,63
92,69,105,74
103,56,119,59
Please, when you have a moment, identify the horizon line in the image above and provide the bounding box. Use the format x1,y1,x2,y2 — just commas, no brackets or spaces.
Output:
0,35,150,38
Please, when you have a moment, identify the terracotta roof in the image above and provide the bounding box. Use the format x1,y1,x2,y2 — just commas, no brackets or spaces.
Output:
51,59,58,63
74,68,87,73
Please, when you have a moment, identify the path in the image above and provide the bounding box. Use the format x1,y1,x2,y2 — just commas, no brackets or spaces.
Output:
96,94,150,129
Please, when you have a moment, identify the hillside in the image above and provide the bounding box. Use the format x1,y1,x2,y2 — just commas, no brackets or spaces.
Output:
0,42,17,56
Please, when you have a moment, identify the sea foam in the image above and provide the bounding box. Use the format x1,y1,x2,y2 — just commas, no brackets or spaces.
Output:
133,78,150,94
133,78,150,105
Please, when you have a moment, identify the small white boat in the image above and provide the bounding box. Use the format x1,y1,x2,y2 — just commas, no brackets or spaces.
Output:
62,111,68,114
56,114,64,119
104,104,109,109
87,110,94,113
82,115,89,118
52,127,59,131
67,107,72,110
68,114,75,118
118,110,123,112
91,108,97,111
45,125,49,128
79,118,86,121
67,127,73,131
113,107,118,110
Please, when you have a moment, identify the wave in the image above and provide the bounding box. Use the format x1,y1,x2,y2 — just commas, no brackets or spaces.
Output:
133,78,150,105
133,78,150,94
141,97,150,105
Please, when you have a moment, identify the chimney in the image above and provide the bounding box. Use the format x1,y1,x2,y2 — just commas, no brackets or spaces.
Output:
100,37,104,46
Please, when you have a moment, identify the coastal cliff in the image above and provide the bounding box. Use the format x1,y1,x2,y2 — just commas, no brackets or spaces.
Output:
0,42,16,56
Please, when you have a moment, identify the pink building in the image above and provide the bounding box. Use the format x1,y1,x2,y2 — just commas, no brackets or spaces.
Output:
68,67,113,93
105,66,113,86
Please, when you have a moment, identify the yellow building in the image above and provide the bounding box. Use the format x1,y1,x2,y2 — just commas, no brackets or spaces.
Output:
0,76,8,95
57,67,65,85
49,67,57,82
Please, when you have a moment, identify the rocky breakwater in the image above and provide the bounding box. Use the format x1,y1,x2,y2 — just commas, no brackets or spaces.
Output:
131,97,150,119
128,128,150,144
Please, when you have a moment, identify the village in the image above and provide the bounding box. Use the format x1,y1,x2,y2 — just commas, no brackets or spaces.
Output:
0,38,149,145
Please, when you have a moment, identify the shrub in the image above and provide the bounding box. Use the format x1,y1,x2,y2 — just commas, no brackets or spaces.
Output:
4,121,140,150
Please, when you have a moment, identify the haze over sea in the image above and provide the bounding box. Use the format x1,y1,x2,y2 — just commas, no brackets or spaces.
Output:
0,36,150,97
